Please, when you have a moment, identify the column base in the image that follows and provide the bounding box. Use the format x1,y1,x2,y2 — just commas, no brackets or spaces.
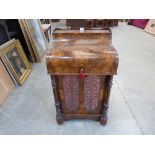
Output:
56,115,64,125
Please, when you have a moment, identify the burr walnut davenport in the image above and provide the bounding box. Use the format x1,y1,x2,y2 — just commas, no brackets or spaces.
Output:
46,29,119,125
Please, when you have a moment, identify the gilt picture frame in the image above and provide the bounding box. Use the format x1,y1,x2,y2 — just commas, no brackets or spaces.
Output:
18,19,48,62
0,39,32,85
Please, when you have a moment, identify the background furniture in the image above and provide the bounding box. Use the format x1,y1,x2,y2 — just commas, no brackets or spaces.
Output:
51,19,60,22
40,19,51,24
112,19,119,26
67,19,85,29
0,19,33,62
85,19,94,28
131,19,149,29
95,19,106,27
66,19,71,29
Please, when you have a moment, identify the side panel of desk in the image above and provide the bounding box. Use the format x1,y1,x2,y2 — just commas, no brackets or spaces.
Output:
0,60,15,105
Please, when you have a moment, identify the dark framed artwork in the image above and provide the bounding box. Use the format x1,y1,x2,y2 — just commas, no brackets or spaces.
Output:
0,39,32,85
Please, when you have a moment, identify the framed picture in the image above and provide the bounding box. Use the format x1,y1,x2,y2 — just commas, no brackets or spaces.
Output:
18,19,48,62
0,39,32,85
18,20,37,62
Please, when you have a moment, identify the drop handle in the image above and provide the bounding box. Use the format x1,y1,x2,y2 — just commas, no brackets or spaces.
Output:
80,68,85,79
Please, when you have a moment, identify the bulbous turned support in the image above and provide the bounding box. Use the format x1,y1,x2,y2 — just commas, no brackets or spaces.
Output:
100,75,113,125
51,75,64,124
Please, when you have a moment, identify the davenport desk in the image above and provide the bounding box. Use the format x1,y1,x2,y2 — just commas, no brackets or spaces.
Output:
46,29,119,125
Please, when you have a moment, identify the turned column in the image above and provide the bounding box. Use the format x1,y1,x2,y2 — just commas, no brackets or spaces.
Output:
100,75,113,125
50,75,64,124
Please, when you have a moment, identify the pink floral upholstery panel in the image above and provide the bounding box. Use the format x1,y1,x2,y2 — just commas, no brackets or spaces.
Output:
84,75,101,111
63,76,80,111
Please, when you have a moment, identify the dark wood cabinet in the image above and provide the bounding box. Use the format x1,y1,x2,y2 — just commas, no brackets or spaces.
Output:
46,29,119,125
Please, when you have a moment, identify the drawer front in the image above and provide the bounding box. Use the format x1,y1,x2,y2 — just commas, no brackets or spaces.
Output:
57,75,106,114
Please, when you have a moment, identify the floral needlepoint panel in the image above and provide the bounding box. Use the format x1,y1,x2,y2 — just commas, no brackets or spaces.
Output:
63,76,80,111
84,76,101,111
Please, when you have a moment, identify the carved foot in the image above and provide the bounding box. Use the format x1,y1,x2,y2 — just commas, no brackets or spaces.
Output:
100,116,107,125
56,114,64,125
56,118,64,125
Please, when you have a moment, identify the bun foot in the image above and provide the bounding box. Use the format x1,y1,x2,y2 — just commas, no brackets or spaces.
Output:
56,114,64,125
100,117,107,125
